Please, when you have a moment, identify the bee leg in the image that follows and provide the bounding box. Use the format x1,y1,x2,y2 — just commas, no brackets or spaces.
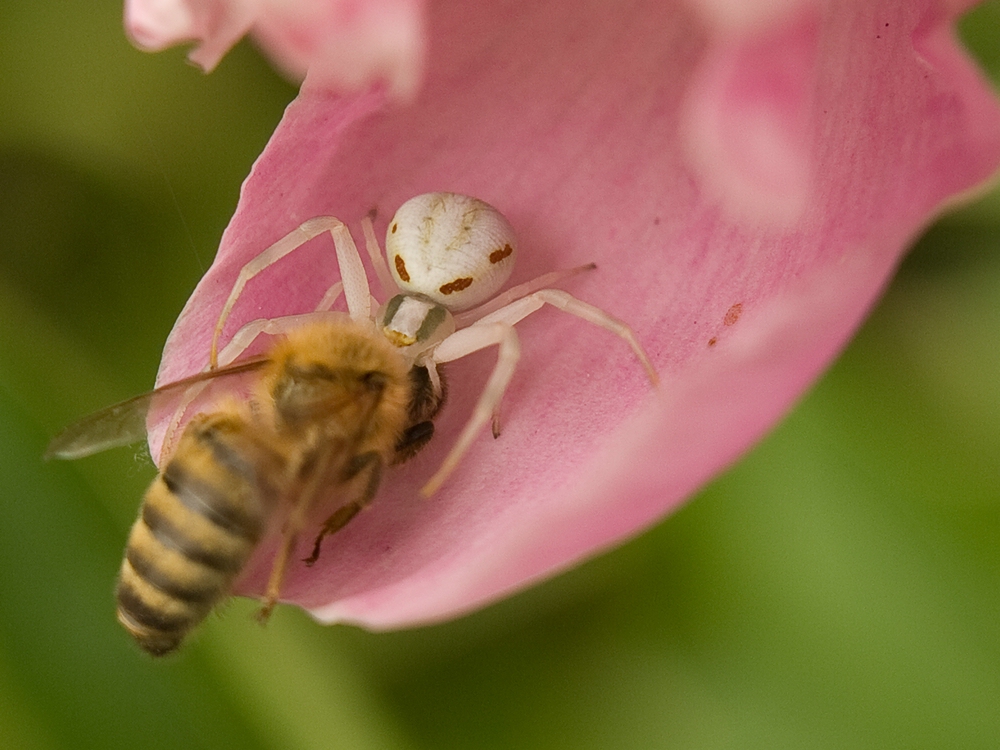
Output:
303,452,383,566
302,502,362,567
392,421,435,465
256,528,297,624
256,445,344,622
256,518,306,624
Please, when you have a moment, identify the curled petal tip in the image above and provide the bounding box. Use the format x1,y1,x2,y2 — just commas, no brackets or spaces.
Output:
124,0,427,95
124,0,198,51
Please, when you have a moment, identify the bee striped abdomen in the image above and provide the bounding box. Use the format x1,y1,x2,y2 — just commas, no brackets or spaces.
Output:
116,412,281,656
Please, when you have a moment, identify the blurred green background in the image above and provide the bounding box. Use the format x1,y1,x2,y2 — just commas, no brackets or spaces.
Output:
1,2,998,748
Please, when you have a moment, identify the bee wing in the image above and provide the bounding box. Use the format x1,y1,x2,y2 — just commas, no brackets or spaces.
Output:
45,357,271,460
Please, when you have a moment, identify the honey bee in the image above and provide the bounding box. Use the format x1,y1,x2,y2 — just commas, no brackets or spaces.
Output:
47,192,657,656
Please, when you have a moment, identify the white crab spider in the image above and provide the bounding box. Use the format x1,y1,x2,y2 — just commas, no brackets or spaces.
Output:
204,191,658,496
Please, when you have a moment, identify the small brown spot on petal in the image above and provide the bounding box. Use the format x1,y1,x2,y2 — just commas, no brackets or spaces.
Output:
708,337,717,347
489,244,513,264
439,277,473,295
723,302,743,326
391,223,398,234
394,255,410,282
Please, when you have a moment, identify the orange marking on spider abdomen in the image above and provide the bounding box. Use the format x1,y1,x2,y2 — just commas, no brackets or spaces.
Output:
394,255,410,282
489,244,513,264
439,277,473,295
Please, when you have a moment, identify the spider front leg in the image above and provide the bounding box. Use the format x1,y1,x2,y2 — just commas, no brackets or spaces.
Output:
360,212,396,297
472,289,659,386
421,287,658,496
210,216,373,369
421,322,521,497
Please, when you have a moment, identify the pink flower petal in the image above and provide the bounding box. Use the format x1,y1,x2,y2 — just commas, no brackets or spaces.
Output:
124,0,425,97
150,0,1000,628
124,0,256,69
683,11,820,224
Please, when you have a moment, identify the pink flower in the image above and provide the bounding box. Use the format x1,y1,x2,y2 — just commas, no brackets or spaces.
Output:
124,0,425,97
136,0,1000,628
